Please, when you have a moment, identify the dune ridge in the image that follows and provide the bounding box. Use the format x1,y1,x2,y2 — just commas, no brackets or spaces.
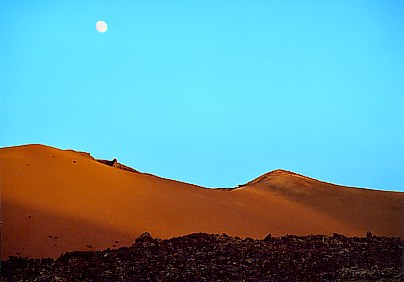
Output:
247,169,338,186
1,144,403,259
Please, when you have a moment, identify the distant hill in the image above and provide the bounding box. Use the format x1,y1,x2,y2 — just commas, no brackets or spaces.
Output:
1,144,403,258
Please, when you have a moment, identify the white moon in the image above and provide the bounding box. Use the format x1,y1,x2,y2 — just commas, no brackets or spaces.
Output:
96,21,108,33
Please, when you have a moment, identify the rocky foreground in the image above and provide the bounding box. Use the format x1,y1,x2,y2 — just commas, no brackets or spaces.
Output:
1,232,403,281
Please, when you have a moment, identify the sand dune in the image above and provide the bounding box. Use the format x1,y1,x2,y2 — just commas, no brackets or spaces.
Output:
1,144,402,259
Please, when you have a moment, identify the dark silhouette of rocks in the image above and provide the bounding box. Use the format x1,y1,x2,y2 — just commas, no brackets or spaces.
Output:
66,149,138,173
134,232,155,245
2,233,402,281
96,158,138,173
264,233,273,242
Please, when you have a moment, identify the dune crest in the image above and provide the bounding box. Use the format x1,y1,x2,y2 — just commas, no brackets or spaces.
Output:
246,169,315,185
1,144,402,259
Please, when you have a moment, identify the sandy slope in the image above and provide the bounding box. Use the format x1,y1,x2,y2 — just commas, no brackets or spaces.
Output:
1,144,403,259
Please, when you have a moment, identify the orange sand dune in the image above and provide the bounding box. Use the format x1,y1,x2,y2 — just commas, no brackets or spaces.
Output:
1,144,403,259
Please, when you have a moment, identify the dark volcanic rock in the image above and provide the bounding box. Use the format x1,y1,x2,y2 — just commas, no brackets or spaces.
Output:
135,231,153,242
1,233,403,281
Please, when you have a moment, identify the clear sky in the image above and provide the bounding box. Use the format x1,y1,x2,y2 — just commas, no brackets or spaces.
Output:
1,1,403,191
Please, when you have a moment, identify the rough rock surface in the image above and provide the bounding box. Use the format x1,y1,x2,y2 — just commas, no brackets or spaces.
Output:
96,158,138,173
1,233,402,281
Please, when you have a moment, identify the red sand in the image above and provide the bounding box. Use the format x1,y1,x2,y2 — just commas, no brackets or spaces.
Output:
1,144,403,259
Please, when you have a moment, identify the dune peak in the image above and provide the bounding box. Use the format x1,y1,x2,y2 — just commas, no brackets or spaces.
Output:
244,169,311,186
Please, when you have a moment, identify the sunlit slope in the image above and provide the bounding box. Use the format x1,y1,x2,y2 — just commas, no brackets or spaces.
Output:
1,144,402,258
244,170,403,238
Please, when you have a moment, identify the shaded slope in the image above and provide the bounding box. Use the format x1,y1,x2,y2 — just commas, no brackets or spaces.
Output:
1,144,402,259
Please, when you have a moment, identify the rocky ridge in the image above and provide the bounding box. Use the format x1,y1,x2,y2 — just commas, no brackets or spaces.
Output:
2,232,402,281
96,158,139,173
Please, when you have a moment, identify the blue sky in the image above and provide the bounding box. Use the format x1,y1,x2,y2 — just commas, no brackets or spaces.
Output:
1,1,403,191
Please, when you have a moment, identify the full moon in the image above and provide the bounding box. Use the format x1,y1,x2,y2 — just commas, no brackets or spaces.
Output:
96,21,108,33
